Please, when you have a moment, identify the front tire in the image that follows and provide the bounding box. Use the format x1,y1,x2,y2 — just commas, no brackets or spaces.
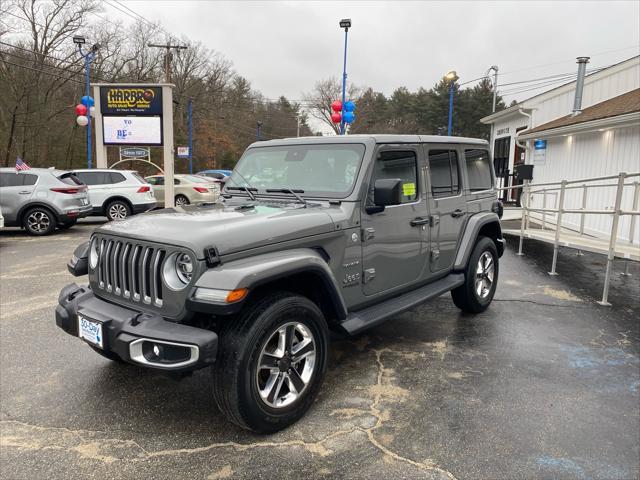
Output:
23,207,56,236
213,292,329,433
451,236,499,313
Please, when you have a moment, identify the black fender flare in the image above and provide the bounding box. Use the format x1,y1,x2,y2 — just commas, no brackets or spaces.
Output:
453,212,504,271
190,248,348,319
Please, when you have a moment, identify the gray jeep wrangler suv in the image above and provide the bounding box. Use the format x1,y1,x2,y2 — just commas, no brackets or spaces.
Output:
56,135,504,433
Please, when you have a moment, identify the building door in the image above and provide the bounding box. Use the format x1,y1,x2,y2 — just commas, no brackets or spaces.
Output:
512,126,527,202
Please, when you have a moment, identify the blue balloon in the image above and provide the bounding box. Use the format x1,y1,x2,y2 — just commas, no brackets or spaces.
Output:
343,111,356,124
81,95,94,107
344,100,356,112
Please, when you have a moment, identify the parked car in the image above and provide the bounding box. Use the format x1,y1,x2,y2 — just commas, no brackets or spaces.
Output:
58,135,504,433
145,174,220,206
196,169,231,185
0,168,91,235
70,169,156,221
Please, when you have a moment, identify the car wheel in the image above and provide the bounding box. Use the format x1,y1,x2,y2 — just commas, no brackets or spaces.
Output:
213,292,329,433
451,236,499,313
89,345,124,363
175,194,190,207
23,207,56,236
58,220,77,230
106,200,131,221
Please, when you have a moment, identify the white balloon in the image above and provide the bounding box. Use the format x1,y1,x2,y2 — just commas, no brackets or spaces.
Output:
76,115,89,126
89,106,96,117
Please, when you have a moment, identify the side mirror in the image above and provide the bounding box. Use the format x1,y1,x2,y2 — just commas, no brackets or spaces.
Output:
367,178,403,214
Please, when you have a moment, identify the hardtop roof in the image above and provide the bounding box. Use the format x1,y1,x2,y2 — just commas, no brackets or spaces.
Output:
249,134,488,148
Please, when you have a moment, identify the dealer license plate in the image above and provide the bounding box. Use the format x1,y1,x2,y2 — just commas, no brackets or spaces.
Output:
78,315,103,349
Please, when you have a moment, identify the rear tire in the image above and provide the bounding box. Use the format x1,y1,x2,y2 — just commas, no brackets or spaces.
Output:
451,236,499,313
175,194,190,207
23,207,56,236
213,292,329,433
105,199,131,221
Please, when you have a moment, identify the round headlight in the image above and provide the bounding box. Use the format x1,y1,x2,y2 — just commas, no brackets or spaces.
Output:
162,252,194,290
89,238,99,269
175,253,193,284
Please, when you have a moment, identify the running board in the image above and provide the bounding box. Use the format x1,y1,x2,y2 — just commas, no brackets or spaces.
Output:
340,273,464,335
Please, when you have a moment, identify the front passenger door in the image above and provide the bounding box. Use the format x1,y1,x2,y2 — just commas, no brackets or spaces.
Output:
361,146,428,297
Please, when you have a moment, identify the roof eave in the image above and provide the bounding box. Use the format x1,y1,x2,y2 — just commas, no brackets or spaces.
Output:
480,106,533,124
518,112,640,140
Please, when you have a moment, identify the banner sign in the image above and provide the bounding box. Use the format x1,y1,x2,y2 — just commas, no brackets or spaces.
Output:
177,146,190,158
100,86,163,115
120,147,150,159
533,139,547,165
103,116,162,146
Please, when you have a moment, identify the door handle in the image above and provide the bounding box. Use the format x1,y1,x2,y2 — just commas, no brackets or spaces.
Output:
451,209,466,218
410,216,430,226
18,190,31,195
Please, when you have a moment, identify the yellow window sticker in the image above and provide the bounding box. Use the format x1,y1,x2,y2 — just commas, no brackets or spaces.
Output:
402,182,416,197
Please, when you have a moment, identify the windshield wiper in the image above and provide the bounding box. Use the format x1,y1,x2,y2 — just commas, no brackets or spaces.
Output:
226,171,258,200
266,188,307,207
227,186,257,201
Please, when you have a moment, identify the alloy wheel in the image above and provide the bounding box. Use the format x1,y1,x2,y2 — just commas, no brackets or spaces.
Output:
27,211,50,233
475,251,495,299
108,203,128,220
256,322,317,408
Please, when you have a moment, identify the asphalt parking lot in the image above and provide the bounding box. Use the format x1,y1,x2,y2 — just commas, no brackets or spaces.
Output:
1,221,638,480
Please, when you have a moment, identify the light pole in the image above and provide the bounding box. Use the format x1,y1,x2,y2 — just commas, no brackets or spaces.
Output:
445,70,458,136
339,18,351,135
487,65,499,112
74,36,99,169
256,121,263,141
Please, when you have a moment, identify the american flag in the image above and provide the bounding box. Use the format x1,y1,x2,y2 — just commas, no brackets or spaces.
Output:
15,158,31,171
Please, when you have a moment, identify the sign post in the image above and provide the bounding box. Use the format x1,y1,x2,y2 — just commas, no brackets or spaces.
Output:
93,83,175,207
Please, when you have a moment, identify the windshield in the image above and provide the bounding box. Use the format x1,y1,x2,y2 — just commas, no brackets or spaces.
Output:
228,144,365,198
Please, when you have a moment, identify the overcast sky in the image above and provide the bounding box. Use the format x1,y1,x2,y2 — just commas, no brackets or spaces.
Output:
107,1,640,132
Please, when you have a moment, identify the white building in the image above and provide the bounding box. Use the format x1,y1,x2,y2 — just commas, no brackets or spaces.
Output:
481,55,640,243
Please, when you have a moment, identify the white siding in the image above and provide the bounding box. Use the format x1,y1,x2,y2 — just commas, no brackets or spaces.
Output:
529,125,640,244
528,57,640,127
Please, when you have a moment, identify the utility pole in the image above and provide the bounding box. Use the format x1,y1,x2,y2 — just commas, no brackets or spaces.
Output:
187,98,193,174
147,43,188,83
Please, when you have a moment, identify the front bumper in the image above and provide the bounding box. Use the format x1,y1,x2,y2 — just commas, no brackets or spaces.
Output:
55,283,218,372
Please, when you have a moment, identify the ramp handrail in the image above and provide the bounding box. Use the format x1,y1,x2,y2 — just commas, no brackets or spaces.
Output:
495,172,640,306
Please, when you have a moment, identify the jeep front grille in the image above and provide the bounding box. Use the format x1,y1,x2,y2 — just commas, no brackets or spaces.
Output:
96,238,166,307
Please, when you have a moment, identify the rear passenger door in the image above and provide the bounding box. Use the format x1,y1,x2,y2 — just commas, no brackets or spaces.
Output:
0,172,37,223
424,145,467,273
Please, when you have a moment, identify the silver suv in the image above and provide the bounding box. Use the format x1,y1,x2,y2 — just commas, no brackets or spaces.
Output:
70,169,156,221
0,168,91,235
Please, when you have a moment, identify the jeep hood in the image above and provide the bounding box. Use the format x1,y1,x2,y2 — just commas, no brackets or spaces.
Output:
97,203,336,257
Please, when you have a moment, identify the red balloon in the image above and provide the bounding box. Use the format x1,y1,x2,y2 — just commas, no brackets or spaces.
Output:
331,112,342,123
75,104,88,115
331,100,342,113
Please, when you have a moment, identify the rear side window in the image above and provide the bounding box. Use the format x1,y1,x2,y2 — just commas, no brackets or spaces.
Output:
465,149,493,191
75,171,112,185
58,173,82,185
428,149,460,198
371,150,418,204
109,172,126,184
0,172,37,187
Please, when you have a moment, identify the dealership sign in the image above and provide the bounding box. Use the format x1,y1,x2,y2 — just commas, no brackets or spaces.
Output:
120,147,150,159
99,86,163,146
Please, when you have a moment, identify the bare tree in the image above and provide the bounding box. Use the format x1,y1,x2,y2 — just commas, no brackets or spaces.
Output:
304,77,359,134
